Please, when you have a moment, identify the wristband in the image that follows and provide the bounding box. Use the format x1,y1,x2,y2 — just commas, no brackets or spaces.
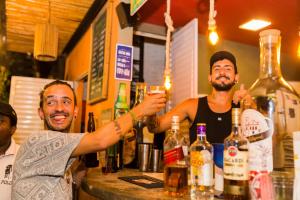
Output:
128,110,137,126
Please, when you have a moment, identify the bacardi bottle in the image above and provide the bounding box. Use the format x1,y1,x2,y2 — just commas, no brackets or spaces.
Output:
224,108,249,199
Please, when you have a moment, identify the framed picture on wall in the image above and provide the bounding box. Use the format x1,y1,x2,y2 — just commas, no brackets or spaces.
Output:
87,6,109,104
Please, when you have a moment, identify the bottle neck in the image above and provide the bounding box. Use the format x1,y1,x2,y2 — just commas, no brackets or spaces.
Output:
231,123,239,136
88,114,95,132
197,133,207,141
259,37,282,79
117,83,127,103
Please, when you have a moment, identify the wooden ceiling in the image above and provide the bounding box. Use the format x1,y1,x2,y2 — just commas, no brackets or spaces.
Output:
5,0,95,55
138,0,300,60
4,0,300,61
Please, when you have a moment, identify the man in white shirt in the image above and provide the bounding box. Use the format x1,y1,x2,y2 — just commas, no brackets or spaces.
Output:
12,80,166,199
0,101,19,200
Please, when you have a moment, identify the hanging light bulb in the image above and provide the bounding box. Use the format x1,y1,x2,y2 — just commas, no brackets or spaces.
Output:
208,0,218,45
209,26,219,45
164,69,172,91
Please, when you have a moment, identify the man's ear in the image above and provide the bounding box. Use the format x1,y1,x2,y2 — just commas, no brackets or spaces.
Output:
208,74,212,83
38,107,45,120
73,106,79,119
234,74,240,84
9,126,17,136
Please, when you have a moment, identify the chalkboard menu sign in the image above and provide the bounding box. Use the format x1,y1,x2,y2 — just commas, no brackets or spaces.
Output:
88,11,108,104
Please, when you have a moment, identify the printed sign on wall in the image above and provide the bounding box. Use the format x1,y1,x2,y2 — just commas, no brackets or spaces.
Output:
115,44,133,81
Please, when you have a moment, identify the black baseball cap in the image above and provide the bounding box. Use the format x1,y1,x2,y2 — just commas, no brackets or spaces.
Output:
0,102,17,126
209,51,238,74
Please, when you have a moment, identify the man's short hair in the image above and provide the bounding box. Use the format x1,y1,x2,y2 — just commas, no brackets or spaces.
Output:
0,101,17,126
39,80,77,108
209,51,238,74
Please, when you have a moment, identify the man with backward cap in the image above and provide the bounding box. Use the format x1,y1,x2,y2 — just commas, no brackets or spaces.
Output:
148,50,255,144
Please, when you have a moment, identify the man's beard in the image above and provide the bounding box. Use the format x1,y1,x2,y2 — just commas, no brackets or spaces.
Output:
44,111,72,133
211,76,236,91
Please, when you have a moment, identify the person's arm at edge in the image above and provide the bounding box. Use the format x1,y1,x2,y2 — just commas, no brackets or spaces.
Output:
147,98,196,133
71,93,166,157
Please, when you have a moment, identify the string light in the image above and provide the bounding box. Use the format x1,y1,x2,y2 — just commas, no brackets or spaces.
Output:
208,0,219,45
164,0,174,92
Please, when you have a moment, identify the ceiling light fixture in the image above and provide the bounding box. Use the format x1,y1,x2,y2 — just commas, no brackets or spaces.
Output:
208,0,219,45
34,0,58,61
239,19,271,31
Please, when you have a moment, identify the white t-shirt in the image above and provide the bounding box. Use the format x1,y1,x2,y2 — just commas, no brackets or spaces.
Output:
12,130,83,200
0,139,20,200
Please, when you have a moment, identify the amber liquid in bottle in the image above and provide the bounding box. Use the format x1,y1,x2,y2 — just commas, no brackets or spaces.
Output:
223,108,249,200
163,116,188,196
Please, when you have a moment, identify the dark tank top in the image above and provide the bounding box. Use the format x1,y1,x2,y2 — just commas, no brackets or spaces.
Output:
189,96,232,144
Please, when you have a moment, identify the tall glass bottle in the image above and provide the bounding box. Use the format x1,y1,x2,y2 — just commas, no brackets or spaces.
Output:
107,83,129,172
190,123,214,200
124,82,146,168
241,29,300,199
84,112,99,168
224,108,249,199
163,115,188,196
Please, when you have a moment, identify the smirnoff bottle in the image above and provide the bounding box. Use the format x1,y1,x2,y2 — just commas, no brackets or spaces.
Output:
241,29,300,199
223,108,249,199
163,115,188,196
190,123,214,200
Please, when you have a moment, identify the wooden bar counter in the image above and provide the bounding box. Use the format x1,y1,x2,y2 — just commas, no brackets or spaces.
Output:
80,168,192,200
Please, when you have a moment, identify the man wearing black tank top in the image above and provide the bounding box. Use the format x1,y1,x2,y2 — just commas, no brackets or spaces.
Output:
148,51,255,145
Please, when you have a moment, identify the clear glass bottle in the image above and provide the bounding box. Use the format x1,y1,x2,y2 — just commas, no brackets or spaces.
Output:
124,82,146,168
84,112,99,168
224,108,249,199
190,123,214,200
241,29,300,199
163,115,188,196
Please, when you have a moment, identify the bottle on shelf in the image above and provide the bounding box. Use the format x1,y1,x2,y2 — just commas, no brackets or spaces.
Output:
124,82,146,168
84,112,99,168
190,123,214,200
163,115,188,196
107,83,129,172
241,29,300,199
223,108,249,199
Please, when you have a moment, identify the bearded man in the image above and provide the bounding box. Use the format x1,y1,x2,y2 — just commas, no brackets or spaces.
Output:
148,51,254,144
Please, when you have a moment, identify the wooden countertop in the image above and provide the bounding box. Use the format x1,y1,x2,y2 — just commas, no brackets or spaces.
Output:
81,168,193,200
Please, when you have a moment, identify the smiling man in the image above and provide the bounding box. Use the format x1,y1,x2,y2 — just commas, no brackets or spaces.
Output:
148,51,254,144
12,80,166,200
0,102,19,200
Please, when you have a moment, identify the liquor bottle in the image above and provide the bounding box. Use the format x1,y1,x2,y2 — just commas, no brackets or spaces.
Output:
84,112,99,168
241,29,300,199
163,115,188,196
223,108,249,199
107,83,129,172
190,123,214,199
124,82,146,168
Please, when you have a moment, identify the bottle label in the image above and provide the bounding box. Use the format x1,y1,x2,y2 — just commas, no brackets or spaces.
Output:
224,146,248,180
164,146,184,165
190,150,213,186
241,109,273,172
